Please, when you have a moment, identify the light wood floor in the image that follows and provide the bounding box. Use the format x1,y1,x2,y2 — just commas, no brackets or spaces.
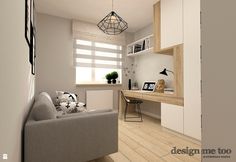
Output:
91,115,201,162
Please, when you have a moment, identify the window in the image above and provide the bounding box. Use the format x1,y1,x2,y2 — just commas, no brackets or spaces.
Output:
74,39,123,84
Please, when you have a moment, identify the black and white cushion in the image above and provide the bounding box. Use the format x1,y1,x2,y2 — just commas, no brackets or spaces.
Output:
56,91,78,104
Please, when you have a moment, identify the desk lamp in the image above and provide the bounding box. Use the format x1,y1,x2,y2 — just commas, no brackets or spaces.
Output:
159,68,174,76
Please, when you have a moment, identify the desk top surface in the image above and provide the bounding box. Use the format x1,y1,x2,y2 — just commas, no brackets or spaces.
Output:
122,90,184,106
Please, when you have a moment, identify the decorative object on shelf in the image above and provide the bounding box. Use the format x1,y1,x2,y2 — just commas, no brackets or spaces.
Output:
97,0,128,35
128,79,132,90
134,44,142,53
156,79,165,93
145,38,150,49
159,68,174,76
142,40,146,50
105,73,112,84
110,71,119,84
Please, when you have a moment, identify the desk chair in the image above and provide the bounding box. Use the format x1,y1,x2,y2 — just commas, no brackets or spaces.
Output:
121,91,143,122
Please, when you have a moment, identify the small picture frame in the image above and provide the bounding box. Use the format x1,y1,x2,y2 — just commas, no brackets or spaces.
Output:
25,0,31,46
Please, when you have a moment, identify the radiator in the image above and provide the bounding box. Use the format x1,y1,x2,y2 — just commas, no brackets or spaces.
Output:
86,90,113,110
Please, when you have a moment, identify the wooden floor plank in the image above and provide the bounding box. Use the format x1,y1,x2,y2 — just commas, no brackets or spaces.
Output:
119,131,140,150
108,152,130,162
118,140,148,162
88,115,201,162
162,154,184,162
131,128,172,152
119,126,169,157
135,147,166,162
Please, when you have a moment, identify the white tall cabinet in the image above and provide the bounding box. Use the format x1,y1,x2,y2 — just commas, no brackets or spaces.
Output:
183,0,201,140
159,0,201,140
161,0,183,48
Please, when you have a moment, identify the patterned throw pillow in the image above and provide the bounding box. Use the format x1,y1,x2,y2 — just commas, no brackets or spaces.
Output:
56,102,77,113
56,91,78,104
56,102,86,114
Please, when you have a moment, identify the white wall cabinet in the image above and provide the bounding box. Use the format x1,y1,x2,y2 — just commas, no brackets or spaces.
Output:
127,34,153,57
161,0,183,48
161,103,183,134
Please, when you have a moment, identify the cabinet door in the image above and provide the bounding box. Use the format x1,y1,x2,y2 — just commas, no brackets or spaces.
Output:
183,0,201,140
161,103,183,133
161,0,183,48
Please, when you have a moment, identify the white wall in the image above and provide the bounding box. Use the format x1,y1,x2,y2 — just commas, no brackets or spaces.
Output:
36,14,76,95
36,13,133,110
202,0,236,160
0,1,35,162
133,24,174,118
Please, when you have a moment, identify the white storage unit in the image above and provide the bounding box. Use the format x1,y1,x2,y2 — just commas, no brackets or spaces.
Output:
161,103,184,134
161,0,183,48
183,0,201,140
158,0,201,140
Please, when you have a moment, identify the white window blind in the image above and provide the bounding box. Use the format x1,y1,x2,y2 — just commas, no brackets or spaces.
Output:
74,39,123,84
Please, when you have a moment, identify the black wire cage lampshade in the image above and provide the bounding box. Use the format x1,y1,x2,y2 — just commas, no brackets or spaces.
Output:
97,0,128,35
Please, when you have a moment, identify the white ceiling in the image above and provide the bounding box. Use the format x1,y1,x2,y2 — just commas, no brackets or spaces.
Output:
35,0,159,32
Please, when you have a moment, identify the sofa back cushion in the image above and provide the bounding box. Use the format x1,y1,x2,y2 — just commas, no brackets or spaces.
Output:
32,92,56,121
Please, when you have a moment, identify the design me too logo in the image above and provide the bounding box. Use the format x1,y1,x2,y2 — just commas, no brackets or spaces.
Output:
171,147,232,159
0,154,8,160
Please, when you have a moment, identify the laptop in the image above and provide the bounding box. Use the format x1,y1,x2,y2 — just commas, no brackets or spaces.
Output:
141,81,157,92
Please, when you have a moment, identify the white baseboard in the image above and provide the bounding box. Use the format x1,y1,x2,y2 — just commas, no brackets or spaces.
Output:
141,110,161,119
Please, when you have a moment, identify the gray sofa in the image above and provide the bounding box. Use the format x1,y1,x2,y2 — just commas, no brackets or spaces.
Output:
24,92,118,162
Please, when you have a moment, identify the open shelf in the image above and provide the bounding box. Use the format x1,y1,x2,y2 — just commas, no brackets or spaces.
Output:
127,47,153,57
127,34,154,57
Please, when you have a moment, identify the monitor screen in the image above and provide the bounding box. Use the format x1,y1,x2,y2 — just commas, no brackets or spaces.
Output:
142,81,156,91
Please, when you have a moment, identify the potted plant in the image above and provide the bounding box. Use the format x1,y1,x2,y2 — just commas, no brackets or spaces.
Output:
110,71,118,84
105,73,112,84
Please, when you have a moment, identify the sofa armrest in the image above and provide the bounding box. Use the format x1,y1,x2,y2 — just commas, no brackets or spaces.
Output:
24,111,118,162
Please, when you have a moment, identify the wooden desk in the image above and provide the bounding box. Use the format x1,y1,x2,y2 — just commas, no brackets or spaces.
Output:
119,90,184,118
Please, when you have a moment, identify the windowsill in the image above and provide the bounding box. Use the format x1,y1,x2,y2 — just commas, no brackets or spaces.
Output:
76,83,122,86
